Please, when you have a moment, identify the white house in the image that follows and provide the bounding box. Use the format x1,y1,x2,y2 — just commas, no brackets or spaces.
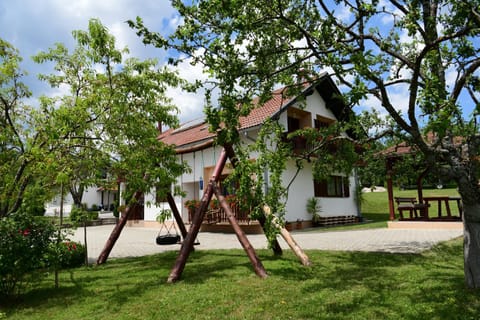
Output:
45,186,116,217
136,73,361,230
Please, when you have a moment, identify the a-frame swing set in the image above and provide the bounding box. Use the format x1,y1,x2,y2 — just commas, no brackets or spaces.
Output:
97,143,311,282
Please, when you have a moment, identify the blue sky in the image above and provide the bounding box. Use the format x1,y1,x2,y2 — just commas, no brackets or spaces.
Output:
1,1,477,127
0,0,207,122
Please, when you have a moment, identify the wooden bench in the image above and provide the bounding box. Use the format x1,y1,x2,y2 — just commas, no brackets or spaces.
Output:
394,197,427,220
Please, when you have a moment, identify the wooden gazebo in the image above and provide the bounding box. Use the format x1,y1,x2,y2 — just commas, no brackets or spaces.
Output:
381,141,462,221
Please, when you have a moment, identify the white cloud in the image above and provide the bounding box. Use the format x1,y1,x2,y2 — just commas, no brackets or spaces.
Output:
165,50,212,123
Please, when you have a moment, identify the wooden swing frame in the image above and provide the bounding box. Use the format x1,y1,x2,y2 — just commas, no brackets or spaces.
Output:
97,143,311,283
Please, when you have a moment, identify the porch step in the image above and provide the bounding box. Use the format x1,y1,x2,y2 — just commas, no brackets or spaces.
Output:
100,217,118,225
388,221,463,230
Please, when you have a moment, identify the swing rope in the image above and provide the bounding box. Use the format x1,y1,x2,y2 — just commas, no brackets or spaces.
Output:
156,211,181,245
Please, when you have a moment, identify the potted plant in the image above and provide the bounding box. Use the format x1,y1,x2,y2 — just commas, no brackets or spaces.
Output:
184,199,201,221
306,197,321,226
185,199,201,211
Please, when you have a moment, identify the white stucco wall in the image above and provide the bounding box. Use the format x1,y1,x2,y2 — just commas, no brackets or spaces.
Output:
45,186,110,216
281,161,358,222
143,192,184,222
140,87,359,222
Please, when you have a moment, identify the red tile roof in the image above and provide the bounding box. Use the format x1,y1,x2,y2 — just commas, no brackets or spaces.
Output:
159,86,296,149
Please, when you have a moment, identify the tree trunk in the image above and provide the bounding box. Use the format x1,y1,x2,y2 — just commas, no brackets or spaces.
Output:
70,183,85,208
84,221,88,266
463,203,480,289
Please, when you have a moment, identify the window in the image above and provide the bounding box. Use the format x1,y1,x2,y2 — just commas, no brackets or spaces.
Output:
287,116,300,133
314,115,335,129
314,175,350,198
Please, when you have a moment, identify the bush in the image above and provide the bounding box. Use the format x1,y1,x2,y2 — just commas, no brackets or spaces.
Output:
69,206,89,224
0,212,57,298
88,211,98,221
56,241,86,269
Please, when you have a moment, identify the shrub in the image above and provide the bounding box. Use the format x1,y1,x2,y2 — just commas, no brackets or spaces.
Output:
88,211,99,221
0,212,57,298
56,241,86,269
69,206,89,225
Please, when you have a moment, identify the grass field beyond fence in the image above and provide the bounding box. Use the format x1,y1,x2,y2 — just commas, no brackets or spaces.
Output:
2,188,479,319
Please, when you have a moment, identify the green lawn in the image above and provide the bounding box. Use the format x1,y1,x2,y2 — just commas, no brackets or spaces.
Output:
2,240,479,320
2,187,478,319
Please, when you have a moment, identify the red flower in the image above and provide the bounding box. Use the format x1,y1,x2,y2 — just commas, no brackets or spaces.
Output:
18,228,30,236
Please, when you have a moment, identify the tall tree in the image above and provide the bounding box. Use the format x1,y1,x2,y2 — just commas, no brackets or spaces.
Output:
0,39,52,217
32,18,187,211
130,1,480,288
0,19,186,218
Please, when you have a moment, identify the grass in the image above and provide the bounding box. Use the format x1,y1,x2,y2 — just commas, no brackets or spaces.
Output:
2,240,479,320
2,187,478,319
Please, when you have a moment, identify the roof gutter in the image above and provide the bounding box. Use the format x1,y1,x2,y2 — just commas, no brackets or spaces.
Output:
174,139,215,155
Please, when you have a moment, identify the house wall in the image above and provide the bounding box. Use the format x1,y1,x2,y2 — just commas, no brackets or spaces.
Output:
45,186,106,216
278,90,336,129
141,88,359,223
282,161,358,222
143,192,183,222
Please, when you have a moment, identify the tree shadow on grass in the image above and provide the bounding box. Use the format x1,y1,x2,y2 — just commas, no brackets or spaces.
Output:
5,242,480,319
289,242,480,319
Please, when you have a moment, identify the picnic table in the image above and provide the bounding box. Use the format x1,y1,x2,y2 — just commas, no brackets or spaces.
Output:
422,196,463,220
394,197,428,220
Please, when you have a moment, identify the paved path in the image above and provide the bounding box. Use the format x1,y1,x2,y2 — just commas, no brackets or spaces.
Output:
71,225,463,263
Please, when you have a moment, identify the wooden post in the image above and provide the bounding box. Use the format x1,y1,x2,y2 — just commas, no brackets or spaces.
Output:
223,143,283,256
214,185,268,278
263,206,311,266
416,168,429,203
386,159,395,220
97,190,142,265
166,192,188,240
167,149,229,283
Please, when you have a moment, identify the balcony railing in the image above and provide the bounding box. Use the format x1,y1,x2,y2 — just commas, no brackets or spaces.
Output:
282,134,315,154
185,198,252,225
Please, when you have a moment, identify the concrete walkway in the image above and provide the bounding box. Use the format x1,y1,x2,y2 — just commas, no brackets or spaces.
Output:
71,225,463,263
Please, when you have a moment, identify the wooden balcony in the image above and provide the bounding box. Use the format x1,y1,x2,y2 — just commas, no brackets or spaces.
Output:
282,135,314,155
186,198,252,225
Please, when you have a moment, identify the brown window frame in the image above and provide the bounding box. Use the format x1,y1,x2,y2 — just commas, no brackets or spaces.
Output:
314,175,350,198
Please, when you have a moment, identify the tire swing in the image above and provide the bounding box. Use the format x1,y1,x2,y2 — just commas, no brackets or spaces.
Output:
155,209,181,245
156,221,181,245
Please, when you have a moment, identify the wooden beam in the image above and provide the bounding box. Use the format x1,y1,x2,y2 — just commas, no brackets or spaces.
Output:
223,143,283,256
213,185,268,278
97,190,143,265
263,206,311,266
167,149,229,283
386,159,395,220
166,192,188,240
